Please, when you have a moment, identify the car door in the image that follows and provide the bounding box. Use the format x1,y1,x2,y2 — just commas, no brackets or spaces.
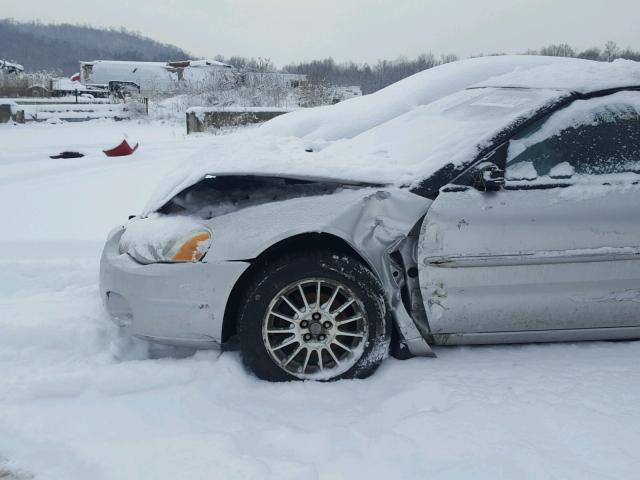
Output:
418,91,640,343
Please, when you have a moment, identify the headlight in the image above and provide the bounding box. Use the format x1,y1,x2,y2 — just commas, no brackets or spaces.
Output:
119,215,213,264
170,231,212,262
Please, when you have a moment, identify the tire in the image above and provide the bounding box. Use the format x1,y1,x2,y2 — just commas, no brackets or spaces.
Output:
237,250,391,381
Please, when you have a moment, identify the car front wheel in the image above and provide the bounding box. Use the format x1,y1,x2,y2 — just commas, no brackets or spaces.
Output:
238,251,390,381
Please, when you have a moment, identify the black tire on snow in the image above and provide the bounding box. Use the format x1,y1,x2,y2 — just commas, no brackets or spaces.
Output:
237,251,391,382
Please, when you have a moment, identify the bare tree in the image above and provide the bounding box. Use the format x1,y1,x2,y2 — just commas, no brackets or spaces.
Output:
618,48,640,61
603,41,619,62
539,43,576,57
577,47,602,61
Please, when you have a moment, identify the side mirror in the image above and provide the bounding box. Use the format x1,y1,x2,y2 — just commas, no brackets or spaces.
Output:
470,162,505,192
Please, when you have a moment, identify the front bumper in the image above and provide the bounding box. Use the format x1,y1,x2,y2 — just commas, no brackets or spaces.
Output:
99,227,250,348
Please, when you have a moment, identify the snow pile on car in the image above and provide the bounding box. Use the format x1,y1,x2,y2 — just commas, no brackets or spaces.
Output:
143,56,640,215
475,58,640,92
260,55,585,142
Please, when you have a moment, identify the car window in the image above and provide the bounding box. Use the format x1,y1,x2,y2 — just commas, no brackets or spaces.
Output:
506,91,640,184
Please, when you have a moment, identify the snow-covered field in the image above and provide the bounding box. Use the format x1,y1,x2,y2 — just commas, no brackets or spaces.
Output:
1,119,640,479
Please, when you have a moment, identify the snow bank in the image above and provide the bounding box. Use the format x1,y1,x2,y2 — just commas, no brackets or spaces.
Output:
187,106,294,114
0,120,210,242
2,120,640,480
2,259,640,480
20,103,128,122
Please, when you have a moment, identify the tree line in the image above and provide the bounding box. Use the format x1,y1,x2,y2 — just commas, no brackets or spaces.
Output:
2,16,639,95
0,18,190,74
216,42,640,95
281,42,640,94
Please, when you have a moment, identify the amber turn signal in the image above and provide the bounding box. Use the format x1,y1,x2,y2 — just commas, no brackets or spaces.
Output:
172,232,212,262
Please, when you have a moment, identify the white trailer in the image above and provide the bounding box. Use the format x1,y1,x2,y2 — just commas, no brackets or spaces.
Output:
79,59,233,95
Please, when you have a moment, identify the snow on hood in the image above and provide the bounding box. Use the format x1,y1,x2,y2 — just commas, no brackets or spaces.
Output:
142,133,378,215
143,56,640,215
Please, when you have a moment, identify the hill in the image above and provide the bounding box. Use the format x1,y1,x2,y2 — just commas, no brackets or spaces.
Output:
0,19,192,75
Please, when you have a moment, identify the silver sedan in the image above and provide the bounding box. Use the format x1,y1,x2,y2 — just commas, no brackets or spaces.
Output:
101,59,640,381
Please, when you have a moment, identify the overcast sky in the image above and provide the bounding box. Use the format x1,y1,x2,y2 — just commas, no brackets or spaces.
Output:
4,0,640,65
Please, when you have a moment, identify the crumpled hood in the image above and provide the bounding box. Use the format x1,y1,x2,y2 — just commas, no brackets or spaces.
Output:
141,131,398,215
143,168,384,217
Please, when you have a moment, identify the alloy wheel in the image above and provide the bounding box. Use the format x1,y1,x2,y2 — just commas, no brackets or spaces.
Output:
262,277,369,380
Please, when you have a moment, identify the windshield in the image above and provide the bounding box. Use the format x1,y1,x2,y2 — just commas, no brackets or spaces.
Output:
324,87,571,195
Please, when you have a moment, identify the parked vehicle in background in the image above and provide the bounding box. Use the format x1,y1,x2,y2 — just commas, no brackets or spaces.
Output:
100,56,640,381
0,59,24,75
79,59,234,96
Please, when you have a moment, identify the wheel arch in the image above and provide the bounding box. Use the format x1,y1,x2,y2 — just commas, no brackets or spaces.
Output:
221,231,376,345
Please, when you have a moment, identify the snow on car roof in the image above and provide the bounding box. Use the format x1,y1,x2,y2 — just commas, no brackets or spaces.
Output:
474,58,640,93
260,55,588,142
188,59,233,68
143,56,640,214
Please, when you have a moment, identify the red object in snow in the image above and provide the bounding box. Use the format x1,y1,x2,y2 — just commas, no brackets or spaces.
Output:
70,72,81,82
103,139,139,157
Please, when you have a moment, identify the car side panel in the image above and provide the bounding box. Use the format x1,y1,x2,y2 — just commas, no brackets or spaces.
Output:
418,186,640,335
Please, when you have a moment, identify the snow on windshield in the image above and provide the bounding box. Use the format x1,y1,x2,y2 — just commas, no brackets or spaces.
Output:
507,91,640,183
317,87,567,185
509,91,640,160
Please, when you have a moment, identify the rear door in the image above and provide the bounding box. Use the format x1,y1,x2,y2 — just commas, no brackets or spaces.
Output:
418,91,640,340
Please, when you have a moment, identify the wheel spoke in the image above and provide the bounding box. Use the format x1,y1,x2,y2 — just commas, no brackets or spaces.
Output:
284,344,303,366
267,328,294,334
301,348,312,373
316,281,322,307
281,295,302,316
317,349,324,371
336,314,363,326
333,339,352,353
327,346,341,365
298,284,310,311
324,286,341,311
272,337,298,351
336,331,364,338
331,298,355,316
270,311,296,323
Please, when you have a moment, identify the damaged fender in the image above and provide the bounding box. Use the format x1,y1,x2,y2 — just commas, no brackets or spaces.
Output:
200,185,434,355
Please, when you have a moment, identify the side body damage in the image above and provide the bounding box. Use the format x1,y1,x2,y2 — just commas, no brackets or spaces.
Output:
101,175,434,355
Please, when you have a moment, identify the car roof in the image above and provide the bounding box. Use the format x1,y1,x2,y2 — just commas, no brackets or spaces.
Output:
472,58,640,94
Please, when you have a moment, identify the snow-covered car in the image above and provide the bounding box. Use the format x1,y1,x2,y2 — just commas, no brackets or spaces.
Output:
100,56,640,381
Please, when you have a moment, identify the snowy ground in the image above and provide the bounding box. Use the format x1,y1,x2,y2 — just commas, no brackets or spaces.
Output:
1,120,639,479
